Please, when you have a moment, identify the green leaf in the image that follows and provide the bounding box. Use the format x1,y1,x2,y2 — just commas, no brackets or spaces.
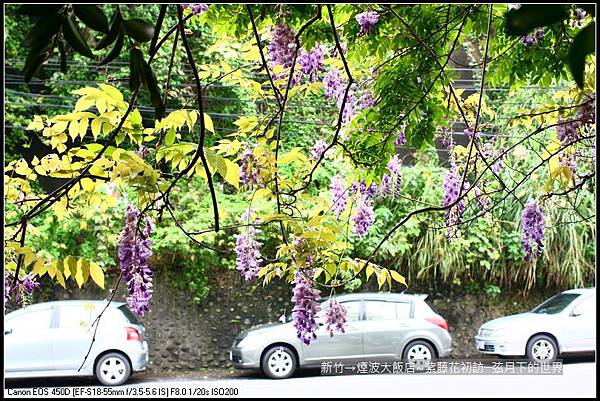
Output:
165,128,176,146
23,13,62,48
143,61,164,118
123,18,155,42
62,16,94,58
568,23,595,89
73,5,109,33
505,5,568,36
96,10,122,50
129,47,145,90
99,27,124,66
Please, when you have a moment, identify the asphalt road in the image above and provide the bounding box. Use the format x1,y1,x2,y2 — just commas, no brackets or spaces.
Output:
5,357,596,398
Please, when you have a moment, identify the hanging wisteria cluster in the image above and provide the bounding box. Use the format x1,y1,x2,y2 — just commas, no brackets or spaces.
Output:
239,145,264,187
379,154,403,198
234,226,263,283
117,205,155,317
298,45,326,83
311,139,328,161
521,28,544,46
268,23,297,69
556,97,596,175
324,299,347,337
181,4,209,15
3,270,40,307
291,269,322,345
520,201,545,260
330,175,348,219
352,195,376,238
355,11,380,36
442,164,467,240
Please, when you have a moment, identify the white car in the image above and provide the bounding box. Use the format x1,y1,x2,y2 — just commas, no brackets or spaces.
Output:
474,288,596,362
4,300,149,385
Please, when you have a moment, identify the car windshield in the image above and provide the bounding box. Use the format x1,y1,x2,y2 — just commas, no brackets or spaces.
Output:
531,293,581,314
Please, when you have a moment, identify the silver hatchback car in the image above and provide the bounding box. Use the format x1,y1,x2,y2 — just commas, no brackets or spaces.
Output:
5,300,149,385
230,293,452,378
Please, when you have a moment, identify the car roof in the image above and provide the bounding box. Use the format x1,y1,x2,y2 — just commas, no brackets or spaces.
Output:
6,300,125,314
563,288,596,295
322,292,427,303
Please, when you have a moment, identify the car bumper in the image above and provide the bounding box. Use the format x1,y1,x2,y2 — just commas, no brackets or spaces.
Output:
128,341,149,372
473,335,524,356
229,346,261,370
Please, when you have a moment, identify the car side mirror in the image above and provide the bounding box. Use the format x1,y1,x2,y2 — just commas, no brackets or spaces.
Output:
571,307,583,317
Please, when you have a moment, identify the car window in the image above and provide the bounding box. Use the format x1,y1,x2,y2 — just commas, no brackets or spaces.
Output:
7,308,52,333
532,293,581,314
118,305,141,324
58,304,97,329
573,295,596,315
365,301,403,321
396,302,411,319
340,301,361,322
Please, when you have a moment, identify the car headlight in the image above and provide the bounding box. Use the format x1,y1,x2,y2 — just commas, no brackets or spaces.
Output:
237,334,263,349
487,328,511,337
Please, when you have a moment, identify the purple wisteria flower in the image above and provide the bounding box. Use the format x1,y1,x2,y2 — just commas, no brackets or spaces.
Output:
324,299,347,337
352,196,375,238
359,90,375,109
521,201,545,260
387,154,402,175
443,164,466,240
291,269,321,345
473,185,491,211
394,130,407,146
234,227,263,283
298,45,326,83
134,146,150,159
311,139,328,161
337,88,357,123
356,11,380,36
239,145,263,187
324,69,344,100
268,23,297,69
118,205,155,316
181,4,209,15
4,270,10,305
14,274,40,306
330,175,348,218
481,140,505,174
521,28,544,46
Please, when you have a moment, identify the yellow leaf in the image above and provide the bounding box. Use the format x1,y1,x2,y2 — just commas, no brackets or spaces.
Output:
366,264,375,281
223,159,240,188
390,270,407,286
55,270,66,288
203,113,214,133
81,178,95,192
377,268,388,289
30,258,47,277
89,262,105,289
74,259,85,288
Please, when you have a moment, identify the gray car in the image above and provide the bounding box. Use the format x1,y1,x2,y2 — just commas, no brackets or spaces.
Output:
4,300,149,386
230,292,452,379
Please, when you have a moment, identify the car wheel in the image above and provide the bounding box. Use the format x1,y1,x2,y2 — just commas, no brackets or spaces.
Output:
95,352,131,386
526,335,558,363
261,345,297,379
403,340,436,371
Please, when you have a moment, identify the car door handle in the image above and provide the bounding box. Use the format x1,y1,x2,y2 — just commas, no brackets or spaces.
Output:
4,329,12,335
399,323,409,327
